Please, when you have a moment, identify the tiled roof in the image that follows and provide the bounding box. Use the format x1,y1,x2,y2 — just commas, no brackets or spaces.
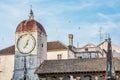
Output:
76,43,97,52
47,41,68,51
16,19,46,34
0,45,14,55
81,43,96,48
35,58,120,74
0,41,68,55
97,39,108,47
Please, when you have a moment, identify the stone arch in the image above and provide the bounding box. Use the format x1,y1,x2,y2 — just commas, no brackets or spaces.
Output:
99,75,104,80
83,75,92,80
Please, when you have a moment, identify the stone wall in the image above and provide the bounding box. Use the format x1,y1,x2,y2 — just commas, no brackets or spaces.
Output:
0,55,14,80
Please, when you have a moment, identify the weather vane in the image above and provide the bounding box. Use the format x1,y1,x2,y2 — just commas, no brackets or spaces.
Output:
29,5,34,19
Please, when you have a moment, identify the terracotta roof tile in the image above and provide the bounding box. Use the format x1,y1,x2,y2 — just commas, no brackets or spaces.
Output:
78,43,96,49
47,41,68,51
16,19,46,34
0,45,15,55
35,58,120,74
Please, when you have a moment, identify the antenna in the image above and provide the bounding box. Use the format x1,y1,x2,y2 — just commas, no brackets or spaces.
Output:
108,33,110,39
106,32,108,39
105,32,110,39
99,27,102,43
77,26,80,48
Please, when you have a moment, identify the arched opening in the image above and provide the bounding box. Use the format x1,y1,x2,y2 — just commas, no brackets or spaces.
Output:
83,75,92,80
99,75,104,80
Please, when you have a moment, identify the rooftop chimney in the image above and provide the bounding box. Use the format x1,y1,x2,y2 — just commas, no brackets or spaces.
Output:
68,34,73,46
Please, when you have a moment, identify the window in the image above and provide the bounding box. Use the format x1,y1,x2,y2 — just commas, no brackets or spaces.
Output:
95,53,99,58
85,48,88,51
41,43,43,47
83,75,92,80
78,56,82,59
99,76,104,80
57,54,62,60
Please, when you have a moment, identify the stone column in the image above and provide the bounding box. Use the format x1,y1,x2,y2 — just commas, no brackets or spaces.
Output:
76,77,81,80
95,76,98,80
59,77,63,80
116,75,119,80
39,78,46,80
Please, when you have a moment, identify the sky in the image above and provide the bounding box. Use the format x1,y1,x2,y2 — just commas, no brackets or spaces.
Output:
0,0,120,49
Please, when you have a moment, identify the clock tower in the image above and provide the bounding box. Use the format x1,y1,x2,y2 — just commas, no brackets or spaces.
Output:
13,9,47,80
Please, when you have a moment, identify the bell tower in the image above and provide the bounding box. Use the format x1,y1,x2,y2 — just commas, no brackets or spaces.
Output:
13,8,47,80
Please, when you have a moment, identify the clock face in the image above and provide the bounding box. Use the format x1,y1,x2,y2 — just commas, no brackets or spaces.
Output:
17,34,36,54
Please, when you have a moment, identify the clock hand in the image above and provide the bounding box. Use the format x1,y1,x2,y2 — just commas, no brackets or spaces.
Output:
23,39,29,48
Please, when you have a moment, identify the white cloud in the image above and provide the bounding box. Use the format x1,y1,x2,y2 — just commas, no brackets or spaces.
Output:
98,13,111,20
98,13,120,21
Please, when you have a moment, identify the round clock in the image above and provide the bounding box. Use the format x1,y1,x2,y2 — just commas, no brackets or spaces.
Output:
17,34,36,54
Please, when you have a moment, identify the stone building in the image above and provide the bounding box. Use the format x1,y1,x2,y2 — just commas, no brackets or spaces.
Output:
12,8,47,80
0,45,14,80
47,41,75,60
75,43,104,59
75,40,120,59
98,40,120,57
35,58,120,80
0,41,75,80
